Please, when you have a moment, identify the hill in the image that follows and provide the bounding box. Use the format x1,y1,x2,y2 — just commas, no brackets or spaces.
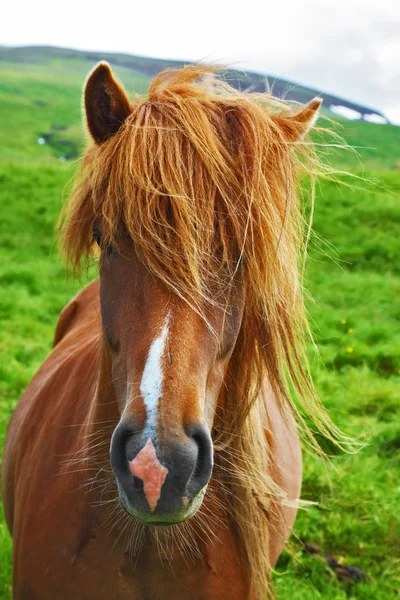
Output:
0,44,389,121
0,47,399,169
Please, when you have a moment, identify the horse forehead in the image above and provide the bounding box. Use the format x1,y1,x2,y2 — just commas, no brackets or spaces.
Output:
109,251,227,350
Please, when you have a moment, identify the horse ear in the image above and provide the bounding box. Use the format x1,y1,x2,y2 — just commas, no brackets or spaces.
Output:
276,98,322,141
84,62,132,144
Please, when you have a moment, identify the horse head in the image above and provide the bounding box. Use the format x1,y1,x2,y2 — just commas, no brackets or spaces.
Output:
99,234,245,524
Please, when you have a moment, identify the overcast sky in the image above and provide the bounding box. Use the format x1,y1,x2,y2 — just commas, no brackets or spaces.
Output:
3,0,400,123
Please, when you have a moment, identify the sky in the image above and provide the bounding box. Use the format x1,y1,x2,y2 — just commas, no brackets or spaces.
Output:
2,0,400,124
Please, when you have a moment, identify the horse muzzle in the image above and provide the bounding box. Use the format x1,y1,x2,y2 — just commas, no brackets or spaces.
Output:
110,418,213,525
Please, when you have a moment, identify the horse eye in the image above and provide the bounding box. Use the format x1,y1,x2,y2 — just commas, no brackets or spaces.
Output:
105,244,116,258
93,229,102,246
94,229,116,258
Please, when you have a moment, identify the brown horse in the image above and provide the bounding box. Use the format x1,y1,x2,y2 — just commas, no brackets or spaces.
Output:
2,63,341,599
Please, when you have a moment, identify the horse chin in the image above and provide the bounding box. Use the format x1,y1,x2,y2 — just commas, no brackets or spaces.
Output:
117,482,206,527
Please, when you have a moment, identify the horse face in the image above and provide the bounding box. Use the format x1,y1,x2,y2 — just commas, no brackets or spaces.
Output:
99,237,244,524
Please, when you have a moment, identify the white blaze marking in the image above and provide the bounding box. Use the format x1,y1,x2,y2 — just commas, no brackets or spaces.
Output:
140,312,170,433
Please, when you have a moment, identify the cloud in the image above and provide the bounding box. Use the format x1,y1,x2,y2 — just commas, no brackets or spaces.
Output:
227,1,400,122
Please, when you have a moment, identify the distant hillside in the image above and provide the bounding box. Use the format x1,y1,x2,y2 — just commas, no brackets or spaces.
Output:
0,45,388,122
1,45,398,169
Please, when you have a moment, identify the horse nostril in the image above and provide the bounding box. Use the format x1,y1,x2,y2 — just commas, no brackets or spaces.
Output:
187,424,213,496
192,434,206,479
110,418,141,479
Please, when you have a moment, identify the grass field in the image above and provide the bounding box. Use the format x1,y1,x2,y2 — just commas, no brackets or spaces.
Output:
0,55,399,599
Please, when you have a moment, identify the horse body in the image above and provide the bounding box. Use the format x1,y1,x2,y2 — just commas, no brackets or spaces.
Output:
3,280,300,599
2,63,332,598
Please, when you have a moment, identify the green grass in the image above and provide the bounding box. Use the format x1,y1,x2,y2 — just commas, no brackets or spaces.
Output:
0,55,399,599
318,117,400,170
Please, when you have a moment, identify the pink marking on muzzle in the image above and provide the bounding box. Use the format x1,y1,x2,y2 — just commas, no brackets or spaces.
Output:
129,438,168,511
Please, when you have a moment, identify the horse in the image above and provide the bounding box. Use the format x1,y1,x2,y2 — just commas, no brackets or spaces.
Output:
2,63,341,599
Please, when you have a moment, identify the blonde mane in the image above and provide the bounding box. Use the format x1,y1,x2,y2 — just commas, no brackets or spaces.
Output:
61,65,346,598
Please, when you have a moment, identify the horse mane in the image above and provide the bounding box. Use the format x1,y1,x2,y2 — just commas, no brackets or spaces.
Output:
61,65,347,598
